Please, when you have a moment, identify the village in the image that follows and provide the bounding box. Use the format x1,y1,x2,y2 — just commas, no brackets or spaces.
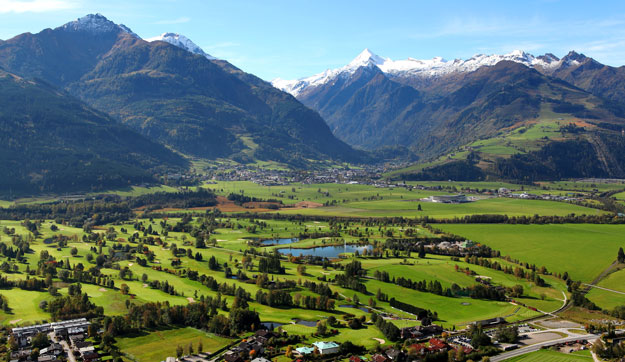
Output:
8,315,600,362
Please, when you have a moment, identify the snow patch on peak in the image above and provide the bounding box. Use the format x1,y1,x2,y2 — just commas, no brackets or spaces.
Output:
60,14,138,38
147,32,215,60
272,49,582,97
348,49,385,68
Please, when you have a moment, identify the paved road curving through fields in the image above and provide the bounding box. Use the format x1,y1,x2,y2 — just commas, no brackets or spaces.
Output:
490,334,599,361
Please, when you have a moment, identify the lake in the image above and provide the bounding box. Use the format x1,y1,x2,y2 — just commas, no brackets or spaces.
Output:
261,237,298,246
277,244,373,258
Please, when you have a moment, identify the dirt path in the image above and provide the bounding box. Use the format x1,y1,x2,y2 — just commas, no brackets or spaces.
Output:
9,319,21,324
373,338,385,344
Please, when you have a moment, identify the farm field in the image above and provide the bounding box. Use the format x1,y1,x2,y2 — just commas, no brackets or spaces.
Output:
436,224,625,282
115,327,232,362
277,198,603,218
201,181,607,218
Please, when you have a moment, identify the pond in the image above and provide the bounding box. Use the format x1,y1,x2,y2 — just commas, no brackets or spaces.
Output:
261,322,284,330
261,237,298,246
339,304,370,313
278,244,373,258
292,319,319,327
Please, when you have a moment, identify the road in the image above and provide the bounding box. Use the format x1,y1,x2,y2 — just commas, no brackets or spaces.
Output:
583,283,625,296
49,332,76,362
490,334,599,361
60,340,77,362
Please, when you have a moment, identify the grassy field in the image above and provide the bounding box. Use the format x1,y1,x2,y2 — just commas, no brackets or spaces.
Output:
116,327,232,362
201,181,605,218
0,289,52,326
278,198,603,218
0,215,549,332
360,256,568,313
586,267,625,310
435,224,625,282
505,349,592,361
0,182,615,357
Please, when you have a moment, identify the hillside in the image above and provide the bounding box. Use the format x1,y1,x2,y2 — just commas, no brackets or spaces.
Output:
0,69,186,196
0,14,364,167
275,49,625,180
546,51,625,108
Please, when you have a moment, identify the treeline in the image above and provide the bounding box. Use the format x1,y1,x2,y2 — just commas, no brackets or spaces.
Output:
371,313,400,341
335,276,367,294
0,294,8,312
103,297,260,338
458,255,547,287
389,298,437,320
227,193,282,206
0,197,132,227
258,254,285,274
47,292,104,321
427,213,625,225
0,275,47,291
129,189,217,210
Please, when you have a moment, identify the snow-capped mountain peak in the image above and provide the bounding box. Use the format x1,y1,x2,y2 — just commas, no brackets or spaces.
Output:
147,32,216,60
272,49,574,96
59,14,139,38
348,48,386,68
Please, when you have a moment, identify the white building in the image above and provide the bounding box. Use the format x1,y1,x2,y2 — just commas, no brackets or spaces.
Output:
313,341,340,355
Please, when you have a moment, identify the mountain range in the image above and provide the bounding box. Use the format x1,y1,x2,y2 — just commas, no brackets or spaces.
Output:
0,14,363,170
273,49,625,180
3,13,625,194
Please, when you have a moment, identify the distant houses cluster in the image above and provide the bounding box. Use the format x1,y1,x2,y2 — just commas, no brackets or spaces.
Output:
10,318,99,362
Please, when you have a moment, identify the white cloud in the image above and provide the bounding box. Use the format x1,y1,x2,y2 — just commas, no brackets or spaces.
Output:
0,0,76,13
153,16,190,25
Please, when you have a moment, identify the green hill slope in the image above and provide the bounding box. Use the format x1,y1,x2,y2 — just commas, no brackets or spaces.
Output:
0,69,186,196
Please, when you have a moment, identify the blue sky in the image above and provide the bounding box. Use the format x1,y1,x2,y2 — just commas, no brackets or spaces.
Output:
1,0,625,80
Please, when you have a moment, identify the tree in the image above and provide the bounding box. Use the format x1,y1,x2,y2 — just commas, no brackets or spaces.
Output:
316,320,327,335
31,332,49,349
297,264,306,275
176,345,183,358
285,345,293,358
198,340,203,353
120,284,130,295
417,204,422,211
418,244,426,259
618,247,625,263
71,247,78,256
469,324,491,348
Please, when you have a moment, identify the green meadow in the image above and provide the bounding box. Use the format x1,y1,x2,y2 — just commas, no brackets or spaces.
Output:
505,349,593,362
115,327,232,362
436,224,625,282
278,198,602,218
0,289,51,326
1,179,623,360
586,267,625,310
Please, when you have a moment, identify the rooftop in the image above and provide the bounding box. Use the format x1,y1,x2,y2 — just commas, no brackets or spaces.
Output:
313,341,339,349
